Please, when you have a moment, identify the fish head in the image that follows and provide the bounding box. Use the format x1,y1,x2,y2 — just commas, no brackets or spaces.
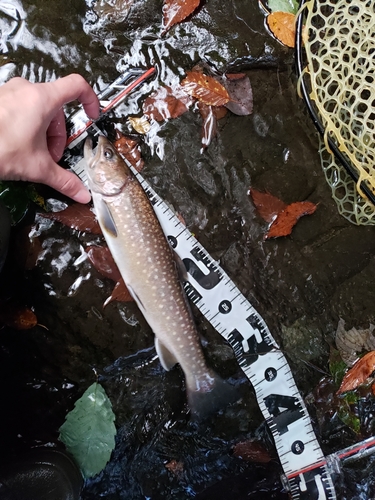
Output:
83,135,130,196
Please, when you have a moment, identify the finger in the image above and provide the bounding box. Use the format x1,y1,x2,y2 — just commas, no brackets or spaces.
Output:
46,74,100,120
47,107,67,161
40,159,91,203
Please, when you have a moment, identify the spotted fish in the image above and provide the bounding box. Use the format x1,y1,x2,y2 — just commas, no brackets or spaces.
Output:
84,135,236,418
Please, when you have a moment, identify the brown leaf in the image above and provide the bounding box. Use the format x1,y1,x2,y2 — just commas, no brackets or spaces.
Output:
265,201,317,239
212,106,228,120
335,318,375,367
142,85,193,122
0,302,37,330
104,279,133,307
39,204,101,234
181,71,230,107
198,102,217,150
249,188,286,223
222,73,253,116
267,11,296,48
162,0,201,33
86,246,122,282
114,130,144,172
165,459,184,475
233,440,272,463
337,351,375,394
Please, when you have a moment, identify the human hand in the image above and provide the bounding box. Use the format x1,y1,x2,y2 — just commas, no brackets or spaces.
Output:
0,74,100,203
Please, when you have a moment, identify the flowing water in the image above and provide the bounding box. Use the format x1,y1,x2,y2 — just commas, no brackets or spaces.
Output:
1,0,375,498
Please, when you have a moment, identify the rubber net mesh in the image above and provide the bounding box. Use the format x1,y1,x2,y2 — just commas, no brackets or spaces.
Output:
303,0,375,225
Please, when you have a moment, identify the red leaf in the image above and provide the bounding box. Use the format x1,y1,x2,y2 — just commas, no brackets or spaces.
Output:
265,201,317,239
114,130,144,172
338,351,375,394
39,204,101,234
222,73,253,116
181,71,230,107
142,85,193,122
86,246,122,282
198,102,217,150
104,279,133,307
162,0,201,34
233,440,272,463
249,189,286,223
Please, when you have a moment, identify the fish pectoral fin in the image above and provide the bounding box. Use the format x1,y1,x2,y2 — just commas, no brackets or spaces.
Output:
95,196,118,237
155,338,178,371
173,253,188,282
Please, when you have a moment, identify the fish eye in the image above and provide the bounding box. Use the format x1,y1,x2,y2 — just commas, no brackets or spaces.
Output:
104,148,113,159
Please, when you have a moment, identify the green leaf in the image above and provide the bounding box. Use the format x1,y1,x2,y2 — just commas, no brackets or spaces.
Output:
267,0,299,14
59,382,116,478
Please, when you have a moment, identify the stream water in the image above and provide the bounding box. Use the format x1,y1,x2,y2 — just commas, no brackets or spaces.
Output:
1,0,375,498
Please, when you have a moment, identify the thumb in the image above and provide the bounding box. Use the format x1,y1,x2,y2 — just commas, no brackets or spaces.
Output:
42,160,91,203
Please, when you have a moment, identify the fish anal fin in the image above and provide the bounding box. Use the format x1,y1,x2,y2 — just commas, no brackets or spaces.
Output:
95,196,118,237
155,337,178,371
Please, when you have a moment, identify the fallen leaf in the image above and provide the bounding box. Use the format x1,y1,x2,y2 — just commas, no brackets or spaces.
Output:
128,116,151,134
181,71,230,107
198,102,217,150
233,440,272,463
39,204,101,234
142,85,193,122
86,246,122,282
213,106,228,120
267,0,298,14
114,130,144,172
104,279,133,307
337,351,375,394
265,201,317,239
162,0,201,34
249,188,286,223
165,459,184,475
267,11,296,48
222,73,253,116
0,302,37,330
336,318,375,367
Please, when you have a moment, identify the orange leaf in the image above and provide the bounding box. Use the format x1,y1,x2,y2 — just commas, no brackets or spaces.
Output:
338,351,375,394
0,302,37,330
142,85,193,122
114,130,144,172
249,189,287,223
267,12,296,48
39,204,101,234
162,0,201,33
180,71,230,107
265,201,317,239
104,279,133,307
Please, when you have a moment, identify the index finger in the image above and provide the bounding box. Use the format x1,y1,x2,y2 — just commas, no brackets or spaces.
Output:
46,74,100,120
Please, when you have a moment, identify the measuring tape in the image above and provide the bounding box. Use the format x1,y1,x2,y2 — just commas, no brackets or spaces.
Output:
63,68,338,499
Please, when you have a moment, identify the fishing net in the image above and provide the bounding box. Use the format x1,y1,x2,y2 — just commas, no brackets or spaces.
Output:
296,0,375,225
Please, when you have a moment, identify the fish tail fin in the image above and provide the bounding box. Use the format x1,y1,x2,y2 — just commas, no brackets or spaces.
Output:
186,372,241,421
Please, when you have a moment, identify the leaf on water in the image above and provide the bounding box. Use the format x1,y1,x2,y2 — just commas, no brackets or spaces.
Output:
222,73,253,116
104,279,134,307
249,188,287,223
59,382,116,478
233,440,272,463
267,11,296,48
0,302,37,330
86,246,122,282
265,201,317,239
337,352,375,395
267,0,299,14
181,71,230,107
39,204,102,234
114,130,144,172
212,106,228,120
335,318,375,367
198,102,217,151
165,459,184,475
142,85,193,122
128,116,151,134
162,0,201,34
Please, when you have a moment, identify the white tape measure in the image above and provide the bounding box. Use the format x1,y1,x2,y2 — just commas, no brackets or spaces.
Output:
63,69,337,499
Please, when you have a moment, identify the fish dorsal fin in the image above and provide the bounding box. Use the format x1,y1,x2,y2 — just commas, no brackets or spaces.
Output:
94,196,117,237
155,338,178,371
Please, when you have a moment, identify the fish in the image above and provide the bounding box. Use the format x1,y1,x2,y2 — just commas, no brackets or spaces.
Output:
84,135,236,419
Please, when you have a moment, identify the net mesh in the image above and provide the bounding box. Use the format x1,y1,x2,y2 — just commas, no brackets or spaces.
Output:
303,0,375,225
